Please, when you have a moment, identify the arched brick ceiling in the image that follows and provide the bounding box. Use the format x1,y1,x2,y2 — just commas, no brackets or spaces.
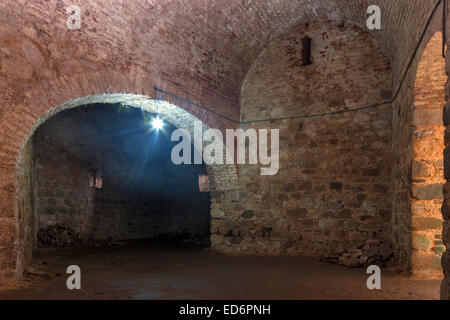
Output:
0,0,442,120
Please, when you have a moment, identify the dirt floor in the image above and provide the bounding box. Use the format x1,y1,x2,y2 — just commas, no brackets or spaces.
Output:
0,242,442,300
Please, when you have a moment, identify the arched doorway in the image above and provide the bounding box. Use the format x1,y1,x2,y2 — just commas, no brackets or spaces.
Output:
14,94,238,277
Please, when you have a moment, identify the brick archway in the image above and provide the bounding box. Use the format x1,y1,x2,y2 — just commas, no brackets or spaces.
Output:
17,93,238,192
5,92,238,281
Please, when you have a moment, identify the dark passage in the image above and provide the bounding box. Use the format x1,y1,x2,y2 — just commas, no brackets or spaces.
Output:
31,103,210,249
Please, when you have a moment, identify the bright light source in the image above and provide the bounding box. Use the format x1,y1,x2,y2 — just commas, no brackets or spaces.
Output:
151,116,164,130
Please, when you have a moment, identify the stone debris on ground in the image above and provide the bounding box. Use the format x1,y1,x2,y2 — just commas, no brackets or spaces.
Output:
320,240,394,268
37,224,112,248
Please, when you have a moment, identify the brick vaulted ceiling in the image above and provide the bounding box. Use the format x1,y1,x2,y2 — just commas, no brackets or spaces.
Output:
0,0,443,126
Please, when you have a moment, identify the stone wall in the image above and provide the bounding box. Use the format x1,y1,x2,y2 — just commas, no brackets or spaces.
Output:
410,32,446,278
391,13,445,277
211,21,393,256
13,137,36,276
391,71,414,273
29,104,210,246
0,0,447,289
441,0,450,299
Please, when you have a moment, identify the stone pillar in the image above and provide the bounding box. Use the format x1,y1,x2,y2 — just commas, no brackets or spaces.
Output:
443,1,450,299
443,130,450,299
0,163,18,284
210,188,245,253
443,24,450,299
443,101,450,299
410,107,445,278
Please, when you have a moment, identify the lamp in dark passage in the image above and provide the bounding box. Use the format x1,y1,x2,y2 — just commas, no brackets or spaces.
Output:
151,116,164,131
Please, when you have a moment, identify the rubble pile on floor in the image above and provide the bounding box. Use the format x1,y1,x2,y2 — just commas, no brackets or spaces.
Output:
37,224,111,248
37,224,82,247
320,240,394,268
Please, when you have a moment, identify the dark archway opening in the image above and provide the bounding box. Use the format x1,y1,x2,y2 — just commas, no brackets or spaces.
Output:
27,103,210,257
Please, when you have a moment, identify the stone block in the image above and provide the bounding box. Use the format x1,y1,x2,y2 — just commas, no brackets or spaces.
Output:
434,245,446,255
241,210,255,219
411,183,444,200
358,220,383,232
411,160,430,179
411,216,443,231
287,208,308,218
330,182,343,192
297,181,312,191
411,233,432,250
414,109,442,127
211,208,225,219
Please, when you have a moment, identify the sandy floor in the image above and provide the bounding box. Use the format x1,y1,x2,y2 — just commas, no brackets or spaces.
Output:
0,242,442,300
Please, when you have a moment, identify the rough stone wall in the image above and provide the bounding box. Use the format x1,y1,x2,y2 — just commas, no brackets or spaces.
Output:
31,105,210,244
410,33,446,278
441,0,450,299
391,74,415,273
211,21,393,256
0,0,445,284
34,145,211,243
391,10,445,277
12,138,36,277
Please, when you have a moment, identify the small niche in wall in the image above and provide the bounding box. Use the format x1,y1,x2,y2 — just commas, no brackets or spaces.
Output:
301,35,312,66
89,169,103,189
198,175,210,192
